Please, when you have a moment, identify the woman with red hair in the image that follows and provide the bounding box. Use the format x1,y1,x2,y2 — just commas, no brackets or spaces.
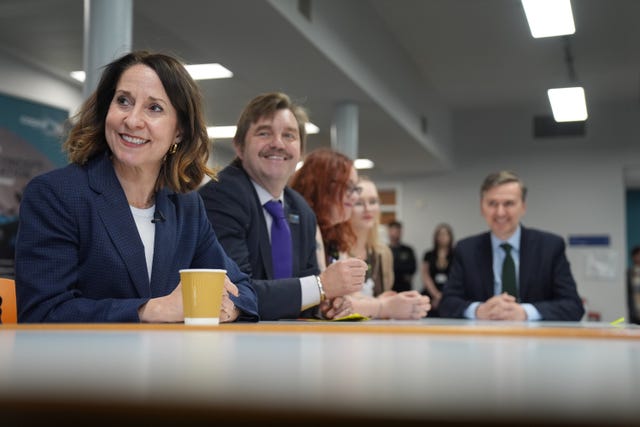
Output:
290,148,430,320
290,148,360,267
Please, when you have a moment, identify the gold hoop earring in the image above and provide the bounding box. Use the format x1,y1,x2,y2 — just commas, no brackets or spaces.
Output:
168,143,178,155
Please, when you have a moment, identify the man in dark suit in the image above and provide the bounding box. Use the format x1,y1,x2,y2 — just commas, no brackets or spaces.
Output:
440,171,584,321
199,93,366,320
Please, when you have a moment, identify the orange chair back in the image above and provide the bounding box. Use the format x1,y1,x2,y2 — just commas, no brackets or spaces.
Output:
0,278,17,324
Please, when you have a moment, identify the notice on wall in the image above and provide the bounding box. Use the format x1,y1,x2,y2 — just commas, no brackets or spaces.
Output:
584,249,618,281
568,234,610,247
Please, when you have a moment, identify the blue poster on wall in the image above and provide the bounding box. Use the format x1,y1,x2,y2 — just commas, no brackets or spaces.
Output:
0,92,69,277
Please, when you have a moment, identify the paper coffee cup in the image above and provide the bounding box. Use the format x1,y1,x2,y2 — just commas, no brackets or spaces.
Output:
179,269,226,325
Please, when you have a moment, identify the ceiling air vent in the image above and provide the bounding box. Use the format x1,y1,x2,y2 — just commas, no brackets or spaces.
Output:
298,0,312,21
533,115,586,138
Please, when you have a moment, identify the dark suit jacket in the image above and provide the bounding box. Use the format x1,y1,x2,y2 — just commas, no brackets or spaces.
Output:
198,161,319,320
15,153,258,322
440,226,584,321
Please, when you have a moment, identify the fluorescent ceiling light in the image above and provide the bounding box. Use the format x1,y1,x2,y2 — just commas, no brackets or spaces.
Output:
70,62,233,83
305,122,320,134
354,159,375,169
70,71,86,82
521,0,575,38
296,158,374,171
184,63,233,80
547,87,588,122
207,126,236,139
207,122,320,140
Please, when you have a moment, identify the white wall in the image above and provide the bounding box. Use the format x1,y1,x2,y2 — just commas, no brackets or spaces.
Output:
392,104,640,322
0,53,83,115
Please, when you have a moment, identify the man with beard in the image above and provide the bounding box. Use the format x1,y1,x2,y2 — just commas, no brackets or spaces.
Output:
199,93,366,320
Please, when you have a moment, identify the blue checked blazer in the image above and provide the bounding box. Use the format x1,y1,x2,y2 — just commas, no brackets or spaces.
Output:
15,153,258,322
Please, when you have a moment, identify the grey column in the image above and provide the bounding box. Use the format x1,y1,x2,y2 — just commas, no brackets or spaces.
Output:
83,0,133,97
330,102,359,160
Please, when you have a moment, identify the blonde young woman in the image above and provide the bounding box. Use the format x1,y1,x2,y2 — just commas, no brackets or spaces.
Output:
340,177,430,319
348,177,394,296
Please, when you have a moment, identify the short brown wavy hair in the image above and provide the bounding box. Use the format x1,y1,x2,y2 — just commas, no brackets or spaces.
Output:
63,50,215,193
233,92,309,153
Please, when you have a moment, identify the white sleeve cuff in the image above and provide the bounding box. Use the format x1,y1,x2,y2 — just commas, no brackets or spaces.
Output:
521,303,542,321
300,275,321,310
464,302,481,319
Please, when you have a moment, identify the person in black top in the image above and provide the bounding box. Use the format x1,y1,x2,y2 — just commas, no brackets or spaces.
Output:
421,223,455,317
627,245,640,324
388,221,417,293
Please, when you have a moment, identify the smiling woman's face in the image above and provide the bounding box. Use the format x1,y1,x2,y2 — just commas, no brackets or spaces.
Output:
105,64,180,173
351,180,380,233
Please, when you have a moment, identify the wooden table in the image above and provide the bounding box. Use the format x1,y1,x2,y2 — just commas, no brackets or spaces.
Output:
2,319,639,426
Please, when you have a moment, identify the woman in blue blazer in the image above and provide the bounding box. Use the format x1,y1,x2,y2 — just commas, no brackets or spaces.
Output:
15,51,258,323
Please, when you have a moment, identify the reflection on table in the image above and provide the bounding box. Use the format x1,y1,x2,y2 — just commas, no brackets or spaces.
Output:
1,319,639,426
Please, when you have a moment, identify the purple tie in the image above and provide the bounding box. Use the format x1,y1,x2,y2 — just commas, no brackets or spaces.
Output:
264,200,293,279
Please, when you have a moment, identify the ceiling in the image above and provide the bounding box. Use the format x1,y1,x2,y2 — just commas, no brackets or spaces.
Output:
1,0,638,178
